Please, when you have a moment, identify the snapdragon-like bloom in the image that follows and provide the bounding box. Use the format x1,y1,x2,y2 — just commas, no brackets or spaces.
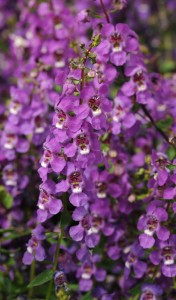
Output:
138,202,170,248
124,242,147,278
101,23,139,66
37,181,62,223
23,225,45,265
150,235,176,277
140,284,162,300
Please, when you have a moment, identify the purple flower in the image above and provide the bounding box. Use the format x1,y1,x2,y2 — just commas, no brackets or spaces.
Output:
111,92,136,134
151,151,170,186
3,164,18,187
40,137,66,173
23,225,45,265
77,260,106,292
101,23,138,66
150,235,176,277
69,207,100,248
140,284,162,300
53,95,88,132
80,85,111,130
86,168,122,199
54,270,68,292
124,242,147,278
138,202,170,248
3,132,17,150
37,181,62,223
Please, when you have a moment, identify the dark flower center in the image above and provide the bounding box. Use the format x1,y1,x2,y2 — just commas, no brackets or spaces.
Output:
128,253,136,264
84,264,92,274
35,116,43,127
161,246,174,263
76,134,89,154
133,72,145,83
110,33,123,48
44,150,52,163
81,215,90,230
76,134,89,148
146,215,158,232
55,109,67,123
95,181,107,197
92,215,102,228
89,95,100,112
155,157,168,168
12,100,21,110
5,169,15,178
69,172,82,184
31,237,38,248
54,271,67,287
69,171,83,191
113,104,124,120
6,133,16,142
142,291,154,300
40,189,49,203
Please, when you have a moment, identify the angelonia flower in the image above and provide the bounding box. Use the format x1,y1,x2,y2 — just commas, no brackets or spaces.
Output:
1,0,176,299
23,0,176,295
23,225,46,265
0,0,87,232
54,270,68,292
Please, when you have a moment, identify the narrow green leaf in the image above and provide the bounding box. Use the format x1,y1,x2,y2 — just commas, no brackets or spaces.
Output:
28,269,54,288
168,164,176,171
81,291,92,300
68,284,78,291
130,283,142,296
0,186,13,209
156,115,173,132
101,143,109,152
54,84,62,93
3,192,13,209
61,210,71,229
167,146,176,160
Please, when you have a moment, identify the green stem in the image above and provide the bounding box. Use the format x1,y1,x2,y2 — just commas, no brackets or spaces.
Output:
28,259,36,299
80,45,93,91
45,227,63,300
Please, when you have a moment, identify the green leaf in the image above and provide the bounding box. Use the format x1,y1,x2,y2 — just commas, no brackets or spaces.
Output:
101,132,109,142
156,115,173,132
167,146,176,160
81,291,92,300
54,84,62,93
3,192,13,209
168,164,176,171
101,143,109,152
89,10,102,18
109,164,115,174
91,34,101,47
68,284,78,291
0,185,5,192
129,295,140,300
0,185,13,209
28,269,54,288
61,210,71,229
68,111,76,117
130,283,142,296
160,60,176,73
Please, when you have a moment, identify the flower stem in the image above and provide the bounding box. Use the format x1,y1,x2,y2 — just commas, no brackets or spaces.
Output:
80,45,93,91
28,259,35,298
100,0,110,23
141,104,175,148
45,223,63,300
